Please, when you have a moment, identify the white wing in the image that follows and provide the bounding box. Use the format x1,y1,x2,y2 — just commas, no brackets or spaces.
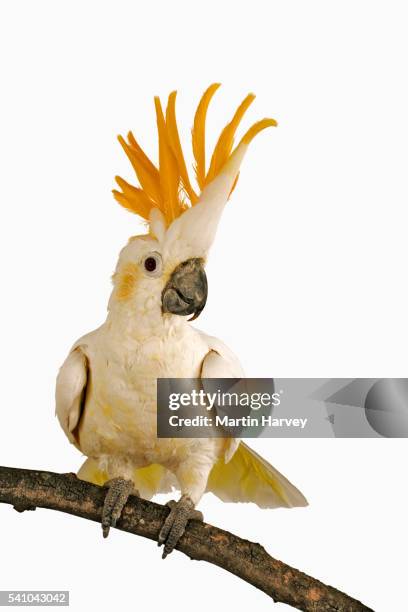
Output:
198,331,245,378
198,334,308,508
55,346,88,448
199,332,244,462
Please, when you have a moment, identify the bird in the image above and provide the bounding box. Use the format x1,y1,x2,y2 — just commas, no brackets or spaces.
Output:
55,84,307,558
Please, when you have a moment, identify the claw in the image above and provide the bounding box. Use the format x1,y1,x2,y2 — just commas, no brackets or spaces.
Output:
158,495,203,559
101,477,138,538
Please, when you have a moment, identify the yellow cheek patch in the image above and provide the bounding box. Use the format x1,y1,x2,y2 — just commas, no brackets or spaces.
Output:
115,263,139,301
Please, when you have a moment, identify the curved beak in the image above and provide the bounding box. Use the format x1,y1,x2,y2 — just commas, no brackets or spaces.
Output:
162,258,208,320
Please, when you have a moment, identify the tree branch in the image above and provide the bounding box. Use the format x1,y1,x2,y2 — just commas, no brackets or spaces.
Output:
0,466,373,612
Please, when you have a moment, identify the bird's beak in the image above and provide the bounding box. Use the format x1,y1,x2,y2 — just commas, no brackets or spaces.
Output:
162,258,208,320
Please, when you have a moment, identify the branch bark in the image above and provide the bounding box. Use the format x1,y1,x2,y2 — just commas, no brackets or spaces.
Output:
0,466,373,612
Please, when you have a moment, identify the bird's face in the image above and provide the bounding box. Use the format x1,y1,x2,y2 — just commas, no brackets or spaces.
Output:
110,140,251,324
110,234,208,321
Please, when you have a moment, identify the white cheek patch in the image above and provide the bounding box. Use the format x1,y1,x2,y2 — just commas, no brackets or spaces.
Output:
144,294,159,311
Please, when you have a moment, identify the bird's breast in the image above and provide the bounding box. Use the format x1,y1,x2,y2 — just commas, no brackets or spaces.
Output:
77,325,209,465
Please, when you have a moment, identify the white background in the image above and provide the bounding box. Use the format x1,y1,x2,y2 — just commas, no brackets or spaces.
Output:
0,2,407,611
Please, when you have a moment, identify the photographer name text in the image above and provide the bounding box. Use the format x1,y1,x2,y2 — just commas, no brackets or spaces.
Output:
168,415,308,429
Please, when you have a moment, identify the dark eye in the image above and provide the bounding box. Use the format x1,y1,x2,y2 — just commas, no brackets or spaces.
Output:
144,257,157,272
141,252,163,277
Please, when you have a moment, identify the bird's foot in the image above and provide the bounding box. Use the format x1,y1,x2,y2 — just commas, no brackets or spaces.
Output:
158,495,203,559
102,477,138,538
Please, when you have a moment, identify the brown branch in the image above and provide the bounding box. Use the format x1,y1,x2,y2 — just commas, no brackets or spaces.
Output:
0,466,373,612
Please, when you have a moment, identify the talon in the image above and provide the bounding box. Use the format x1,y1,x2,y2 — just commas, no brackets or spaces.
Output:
158,495,202,558
101,477,138,538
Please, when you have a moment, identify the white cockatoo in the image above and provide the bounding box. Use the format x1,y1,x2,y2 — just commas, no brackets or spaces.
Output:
56,84,307,558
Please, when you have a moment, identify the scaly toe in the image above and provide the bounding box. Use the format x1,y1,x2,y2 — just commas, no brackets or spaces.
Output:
158,495,203,559
102,477,137,538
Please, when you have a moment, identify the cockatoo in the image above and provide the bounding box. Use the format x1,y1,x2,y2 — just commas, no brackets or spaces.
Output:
56,84,307,558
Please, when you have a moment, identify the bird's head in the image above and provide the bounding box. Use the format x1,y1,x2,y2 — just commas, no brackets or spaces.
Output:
109,85,276,324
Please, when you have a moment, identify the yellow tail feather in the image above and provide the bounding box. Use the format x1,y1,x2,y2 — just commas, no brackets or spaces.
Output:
77,458,175,500
207,442,308,509
77,443,305,510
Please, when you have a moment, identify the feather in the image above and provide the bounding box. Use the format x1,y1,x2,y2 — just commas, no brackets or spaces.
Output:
165,91,198,205
127,131,159,178
206,93,255,184
226,119,277,198
207,442,308,509
113,176,153,219
192,83,220,190
239,117,278,147
77,458,175,500
113,86,277,225
154,96,181,223
117,134,162,206
228,172,240,198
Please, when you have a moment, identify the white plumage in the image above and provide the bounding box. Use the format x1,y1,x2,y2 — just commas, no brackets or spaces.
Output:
55,88,307,553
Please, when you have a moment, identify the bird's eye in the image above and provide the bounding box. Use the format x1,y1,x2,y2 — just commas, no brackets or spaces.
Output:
142,252,163,277
144,257,157,272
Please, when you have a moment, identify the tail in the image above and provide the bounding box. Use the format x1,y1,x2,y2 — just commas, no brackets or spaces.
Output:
207,442,308,509
77,443,307,508
77,458,176,500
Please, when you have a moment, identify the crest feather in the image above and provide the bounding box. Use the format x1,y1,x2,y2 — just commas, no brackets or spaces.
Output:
112,176,153,219
166,91,198,205
113,85,277,226
206,93,255,185
154,97,180,223
192,83,221,190
122,132,162,205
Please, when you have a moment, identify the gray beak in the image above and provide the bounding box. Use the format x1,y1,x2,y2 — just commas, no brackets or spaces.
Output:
162,258,208,321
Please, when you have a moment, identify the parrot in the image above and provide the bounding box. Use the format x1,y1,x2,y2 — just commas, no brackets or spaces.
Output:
55,84,307,558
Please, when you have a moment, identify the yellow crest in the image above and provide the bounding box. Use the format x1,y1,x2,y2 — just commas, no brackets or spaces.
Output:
113,84,277,226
